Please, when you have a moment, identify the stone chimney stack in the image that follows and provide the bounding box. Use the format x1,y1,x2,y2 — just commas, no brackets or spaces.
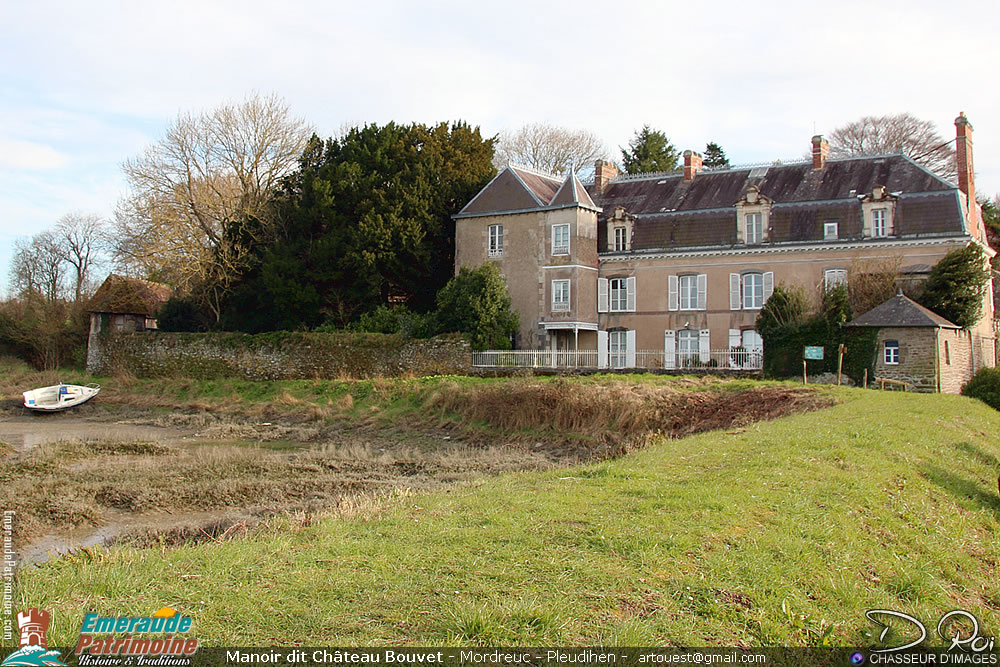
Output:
812,135,829,169
955,112,975,209
683,150,703,181
593,160,619,195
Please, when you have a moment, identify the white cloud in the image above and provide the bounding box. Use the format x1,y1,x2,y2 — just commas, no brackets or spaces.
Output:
0,139,68,169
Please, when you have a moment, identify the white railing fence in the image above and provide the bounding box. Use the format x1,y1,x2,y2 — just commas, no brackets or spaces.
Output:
472,348,762,370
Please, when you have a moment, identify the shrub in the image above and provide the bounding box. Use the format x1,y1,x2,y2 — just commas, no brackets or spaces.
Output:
436,264,518,351
756,284,809,340
961,368,1000,411
348,304,437,339
919,244,990,328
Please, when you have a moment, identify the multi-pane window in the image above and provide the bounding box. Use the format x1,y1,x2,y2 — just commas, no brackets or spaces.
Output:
614,227,628,252
742,272,764,309
552,224,570,255
488,224,504,257
884,340,899,365
552,280,570,312
824,269,847,290
744,213,763,244
609,330,627,369
872,209,888,237
609,278,628,312
678,275,698,311
824,222,839,240
677,329,700,366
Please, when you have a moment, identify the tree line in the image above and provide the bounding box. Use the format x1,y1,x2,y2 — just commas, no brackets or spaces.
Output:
4,94,993,369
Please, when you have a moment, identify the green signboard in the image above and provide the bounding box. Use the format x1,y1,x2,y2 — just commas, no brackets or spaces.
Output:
803,346,825,360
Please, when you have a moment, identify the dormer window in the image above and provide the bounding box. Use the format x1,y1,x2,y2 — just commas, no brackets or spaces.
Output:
872,209,888,237
734,186,772,245
744,213,763,244
860,185,898,239
606,207,634,252
614,227,628,252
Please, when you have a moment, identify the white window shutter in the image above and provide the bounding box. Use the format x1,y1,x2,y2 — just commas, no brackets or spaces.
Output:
730,273,741,310
625,330,636,368
763,271,774,303
697,274,707,310
862,208,872,237
626,276,636,312
668,275,678,312
597,330,608,369
699,328,711,363
598,278,609,313
664,329,676,369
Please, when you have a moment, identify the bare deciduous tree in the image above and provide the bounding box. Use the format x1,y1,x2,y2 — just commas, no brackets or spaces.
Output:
9,232,66,301
828,113,956,182
55,212,106,301
493,123,608,175
113,92,313,320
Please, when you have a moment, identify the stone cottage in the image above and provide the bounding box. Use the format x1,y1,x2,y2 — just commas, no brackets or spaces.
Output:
86,274,173,372
845,290,974,393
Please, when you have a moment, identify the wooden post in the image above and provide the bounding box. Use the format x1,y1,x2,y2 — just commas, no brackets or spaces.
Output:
803,359,808,384
836,343,845,386
863,368,868,389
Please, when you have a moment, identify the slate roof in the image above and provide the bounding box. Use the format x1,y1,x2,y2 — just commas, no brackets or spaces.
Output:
550,171,597,208
844,291,959,329
589,155,966,252
89,274,173,316
457,165,599,217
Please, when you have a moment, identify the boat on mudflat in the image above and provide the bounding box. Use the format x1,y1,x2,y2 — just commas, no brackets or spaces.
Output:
23,383,101,412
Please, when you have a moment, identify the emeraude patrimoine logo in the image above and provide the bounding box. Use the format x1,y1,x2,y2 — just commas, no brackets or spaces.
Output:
2,608,65,666
74,608,199,657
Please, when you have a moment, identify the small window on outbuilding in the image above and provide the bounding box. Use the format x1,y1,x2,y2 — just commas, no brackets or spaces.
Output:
884,340,900,365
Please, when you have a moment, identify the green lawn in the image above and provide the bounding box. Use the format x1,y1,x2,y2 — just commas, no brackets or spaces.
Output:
13,386,1000,647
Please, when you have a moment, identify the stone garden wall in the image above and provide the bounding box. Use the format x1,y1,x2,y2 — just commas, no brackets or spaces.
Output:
87,331,471,380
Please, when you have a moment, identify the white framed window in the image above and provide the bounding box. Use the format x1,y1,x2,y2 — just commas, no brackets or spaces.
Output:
679,275,698,311
824,221,839,240
730,272,772,311
742,272,764,309
744,213,763,244
668,274,706,311
824,269,847,290
599,276,635,313
872,209,888,237
551,279,570,312
884,340,899,365
614,227,628,252
677,329,700,365
488,224,503,257
552,224,570,255
609,330,627,369
610,278,628,312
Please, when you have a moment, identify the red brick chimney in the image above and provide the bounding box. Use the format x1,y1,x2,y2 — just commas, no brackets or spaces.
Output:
683,150,703,181
812,135,829,169
955,112,975,209
593,159,619,195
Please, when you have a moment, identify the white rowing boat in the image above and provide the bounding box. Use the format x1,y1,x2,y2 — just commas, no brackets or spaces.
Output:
23,383,101,412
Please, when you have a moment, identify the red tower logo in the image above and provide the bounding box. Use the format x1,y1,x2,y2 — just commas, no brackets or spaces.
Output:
16,609,50,649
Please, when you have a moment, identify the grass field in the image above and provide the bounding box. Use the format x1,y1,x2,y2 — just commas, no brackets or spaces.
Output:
7,370,999,647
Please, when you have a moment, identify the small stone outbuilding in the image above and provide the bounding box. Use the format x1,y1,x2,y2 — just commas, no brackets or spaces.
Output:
87,274,173,372
845,291,975,393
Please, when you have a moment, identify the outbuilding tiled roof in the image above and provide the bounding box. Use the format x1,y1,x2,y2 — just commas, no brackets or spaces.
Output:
845,292,959,329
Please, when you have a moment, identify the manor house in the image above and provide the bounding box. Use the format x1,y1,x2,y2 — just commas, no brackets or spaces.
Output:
454,113,995,372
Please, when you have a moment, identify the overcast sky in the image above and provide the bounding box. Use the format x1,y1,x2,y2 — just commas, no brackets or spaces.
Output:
2,0,998,296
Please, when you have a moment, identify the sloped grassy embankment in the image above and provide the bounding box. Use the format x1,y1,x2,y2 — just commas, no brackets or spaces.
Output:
8,369,1000,646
